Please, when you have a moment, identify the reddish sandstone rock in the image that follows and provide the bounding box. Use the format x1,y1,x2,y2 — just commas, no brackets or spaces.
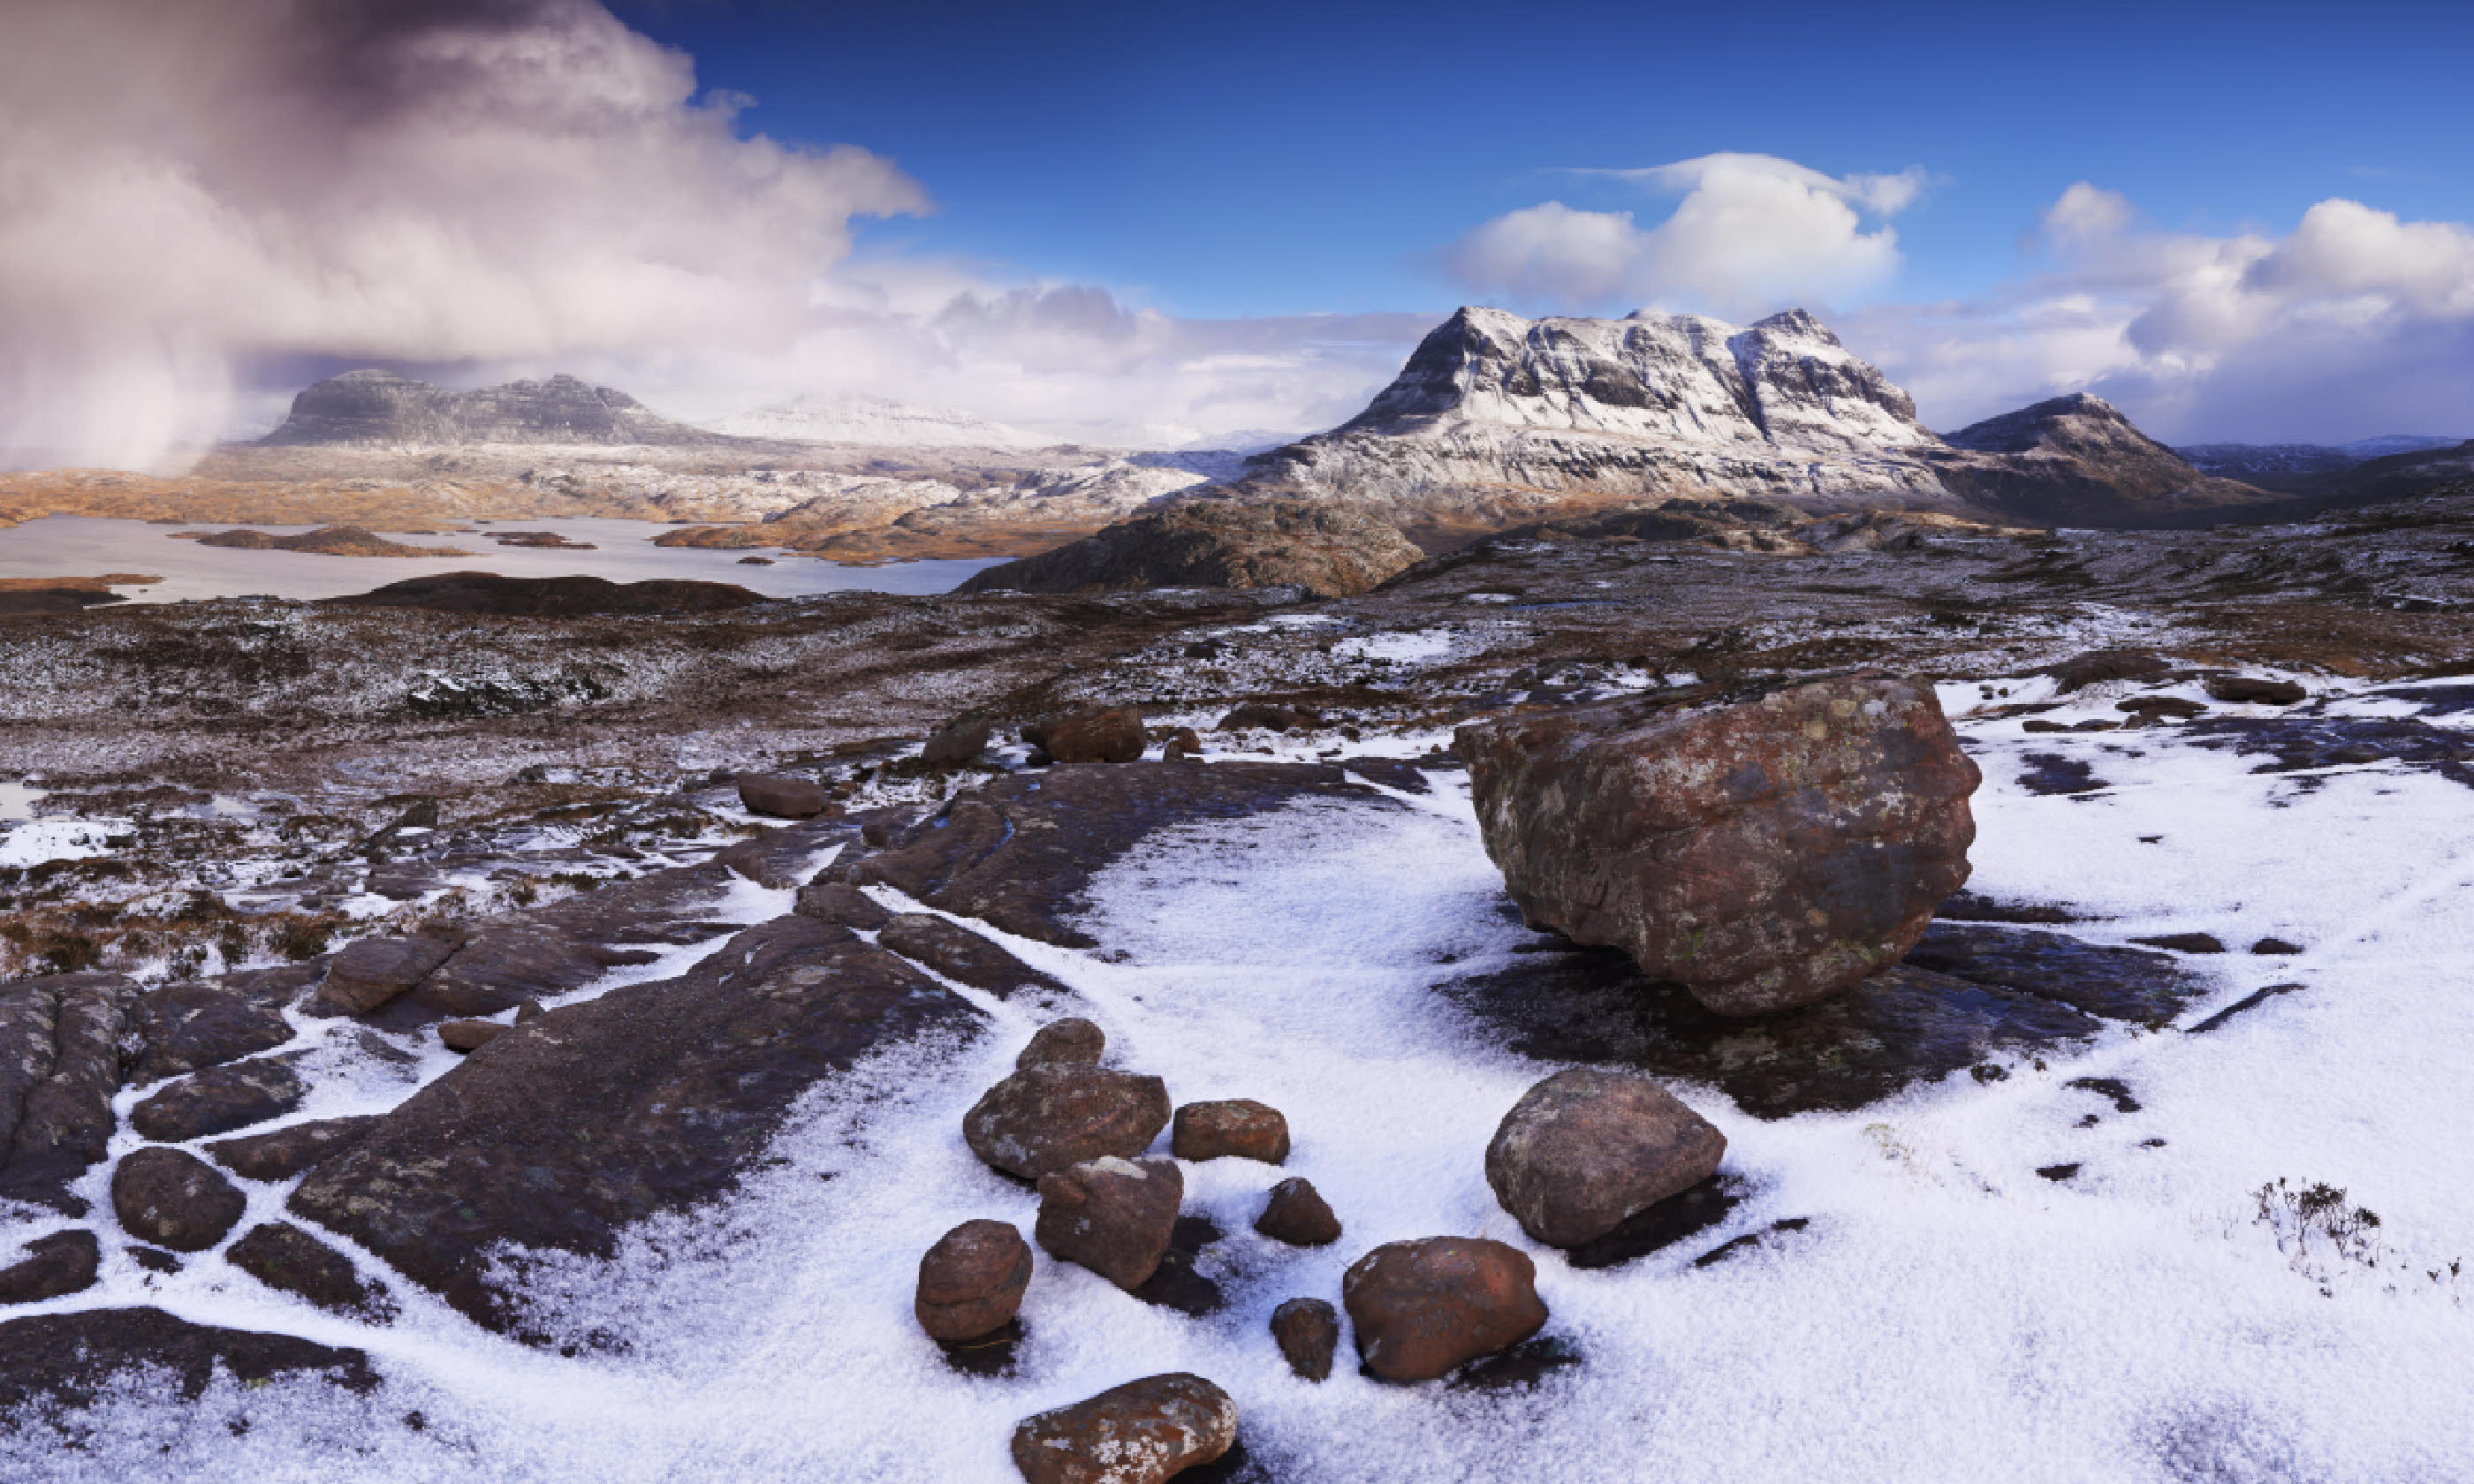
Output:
1253,1177,1341,1247
1017,1018,1106,1070
1342,1236,1547,1383
1009,1373,1236,1484
914,1219,1033,1342
1457,674,1980,1014
1170,1100,1289,1164
1484,1068,1727,1248
1034,1157,1182,1291
964,1064,1171,1180
1023,706,1147,765
1271,1298,1340,1382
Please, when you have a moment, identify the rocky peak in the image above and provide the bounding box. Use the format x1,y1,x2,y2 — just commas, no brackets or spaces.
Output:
263,371,718,447
1940,394,2159,457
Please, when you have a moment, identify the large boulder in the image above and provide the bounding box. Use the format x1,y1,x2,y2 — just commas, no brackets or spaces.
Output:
1009,1373,1237,1484
1342,1237,1548,1383
1034,1156,1183,1291
961,498,1421,601
1484,1068,1727,1247
0,973,137,1213
291,912,982,1331
736,773,831,819
963,1064,1172,1180
1024,706,1147,765
1457,674,1980,1014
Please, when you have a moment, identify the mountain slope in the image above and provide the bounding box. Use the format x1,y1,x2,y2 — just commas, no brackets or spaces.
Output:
1923,394,2266,525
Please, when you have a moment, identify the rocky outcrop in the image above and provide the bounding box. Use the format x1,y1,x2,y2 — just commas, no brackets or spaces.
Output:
1342,1237,1549,1383
1484,1069,1726,1247
960,499,1421,600
0,972,136,1212
1926,395,2266,526
226,1223,395,1321
263,370,724,447
206,1116,381,1182
1458,675,1980,1014
128,965,315,1083
315,930,465,1016
1010,1373,1238,1484
0,1308,376,1412
289,910,982,1331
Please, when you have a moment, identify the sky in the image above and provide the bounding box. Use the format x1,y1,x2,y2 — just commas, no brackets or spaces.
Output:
4,0,2471,466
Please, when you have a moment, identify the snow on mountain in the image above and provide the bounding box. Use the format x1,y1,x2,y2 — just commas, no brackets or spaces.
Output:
704,395,1052,450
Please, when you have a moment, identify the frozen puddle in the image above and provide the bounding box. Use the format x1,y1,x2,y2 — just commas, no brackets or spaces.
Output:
7,686,2474,1480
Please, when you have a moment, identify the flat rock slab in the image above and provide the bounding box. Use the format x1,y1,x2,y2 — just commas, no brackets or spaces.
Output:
0,1307,377,1415
207,1115,382,1182
291,913,981,1332
850,761,1384,947
0,1229,101,1304
877,912,1066,996
128,963,318,1083
1440,949,2099,1118
0,972,136,1213
130,1056,307,1141
1902,921,2211,1026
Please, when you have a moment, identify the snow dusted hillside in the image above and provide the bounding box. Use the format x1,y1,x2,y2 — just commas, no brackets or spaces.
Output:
704,396,1052,450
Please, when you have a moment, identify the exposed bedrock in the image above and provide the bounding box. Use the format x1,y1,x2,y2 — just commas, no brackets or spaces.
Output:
960,497,1422,601
1458,674,1981,1014
0,1307,377,1414
289,905,982,1333
0,972,137,1213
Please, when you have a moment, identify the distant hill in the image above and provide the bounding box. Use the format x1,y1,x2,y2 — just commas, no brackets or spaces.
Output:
2176,435,2461,492
262,371,729,447
703,395,1051,449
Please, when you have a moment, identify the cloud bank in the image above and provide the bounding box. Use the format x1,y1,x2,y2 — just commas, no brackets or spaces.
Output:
1849,187,2474,441
1443,153,1927,316
0,0,926,470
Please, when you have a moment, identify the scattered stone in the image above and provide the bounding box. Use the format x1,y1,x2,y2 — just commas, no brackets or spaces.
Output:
1034,1156,1183,1291
111,1147,247,1253
921,715,994,769
1008,1373,1238,1484
1271,1298,1340,1382
437,1018,508,1052
227,1223,395,1320
1253,1177,1342,1247
1218,701,1319,733
2037,1162,2082,1182
2205,675,2308,706
877,913,1063,996
0,1307,377,1412
292,916,979,1331
736,773,831,819
1018,1018,1106,1069
964,1064,1171,1180
1342,1236,1549,1383
1023,706,1147,765
2066,1077,2142,1114
2131,933,2227,954
130,1057,307,1141
0,1230,100,1305
1484,1068,1728,1248
2250,936,2303,956
2116,695,2206,720
206,1116,382,1181
914,1219,1034,1343
2046,650,2174,693
1171,1100,1290,1163
1458,674,1980,1014
314,928,464,1015
0,972,137,1213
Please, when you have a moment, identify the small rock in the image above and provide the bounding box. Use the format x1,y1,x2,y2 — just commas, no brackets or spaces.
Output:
964,1064,1171,1180
130,1058,307,1142
1271,1298,1339,1382
1218,701,1319,733
1009,1373,1237,1484
736,773,831,819
1342,1237,1549,1383
1022,706,1146,765
1171,1100,1290,1163
437,1018,508,1052
1159,728,1204,764
111,1147,247,1253
0,1230,100,1305
206,1116,381,1182
2205,675,2307,706
914,1219,1034,1343
2046,650,2173,693
2115,695,2206,720
1034,1157,1182,1291
2250,936,2303,956
1254,1177,1342,1247
922,715,994,769
314,928,463,1015
1484,1068,1727,1248
127,1246,182,1276
226,1223,394,1319
1018,1018,1106,1069
2131,933,2227,955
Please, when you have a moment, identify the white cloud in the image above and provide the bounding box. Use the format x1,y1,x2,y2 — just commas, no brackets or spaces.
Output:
0,0,927,471
1845,189,2474,442
1443,152,1924,315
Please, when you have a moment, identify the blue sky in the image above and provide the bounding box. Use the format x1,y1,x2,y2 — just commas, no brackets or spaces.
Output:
618,0,2474,323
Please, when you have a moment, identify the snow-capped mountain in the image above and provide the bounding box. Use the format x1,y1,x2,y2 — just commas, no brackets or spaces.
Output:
702,395,1051,450
1239,307,2273,533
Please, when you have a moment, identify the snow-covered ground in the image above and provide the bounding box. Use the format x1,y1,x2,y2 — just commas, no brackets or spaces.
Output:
5,678,2470,1480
